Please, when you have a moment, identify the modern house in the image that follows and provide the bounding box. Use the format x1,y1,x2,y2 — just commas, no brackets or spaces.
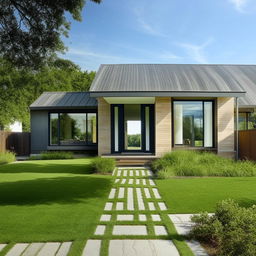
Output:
30,64,256,163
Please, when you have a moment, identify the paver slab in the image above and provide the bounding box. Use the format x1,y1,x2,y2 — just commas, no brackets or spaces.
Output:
82,240,101,256
123,170,128,176
151,214,161,221
186,240,209,256
117,214,134,221
139,214,147,221
22,243,44,256
104,202,113,211
116,202,124,210
148,202,156,210
112,225,147,235
56,242,72,256
149,179,156,186
168,214,195,235
136,188,145,210
109,240,180,256
136,179,140,185
127,187,134,210
37,242,60,256
117,170,121,176
152,188,161,199
94,225,106,235
114,179,120,183
144,188,151,198
100,214,111,222
108,188,116,199
6,243,29,256
0,244,7,252
121,179,126,184
158,202,167,211
136,170,140,176
141,170,146,176
129,170,134,176
154,225,168,235
128,179,133,184
118,187,125,198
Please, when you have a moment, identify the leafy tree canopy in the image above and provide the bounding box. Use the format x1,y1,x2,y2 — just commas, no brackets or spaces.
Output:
0,0,101,68
0,58,95,131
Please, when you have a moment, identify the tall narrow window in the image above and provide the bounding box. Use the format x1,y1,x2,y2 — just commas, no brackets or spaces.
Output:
114,106,119,152
50,113,58,145
145,106,150,151
87,113,97,143
173,101,213,147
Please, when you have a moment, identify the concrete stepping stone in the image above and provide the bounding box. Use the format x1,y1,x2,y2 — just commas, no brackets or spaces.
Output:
117,214,134,221
104,202,113,211
154,225,168,235
121,179,126,184
136,179,140,185
100,214,111,222
94,225,106,235
136,170,140,176
114,179,120,183
112,169,116,176
129,170,134,176
186,240,209,256
109,240,180,256
22,243,44,256
128,179,133,184
158,202,167,211
117,170,121,176
112,225,147,235
108,188,116,199
56,242,72,256
147,170,153,176
116,202,124,210
123,170,128,176
152,188,161,199
148,202,156,211
127,187,134,210
149,179,156,186
6,243,29,256
82,240,101,256
151,214,161,221
118,187,125,198
168,214,196,235
139,214,147,221
37,242,61,256
0,244,7,252
141,170,146,176
142,179,146,185
136,188,145,210
144,188,151,198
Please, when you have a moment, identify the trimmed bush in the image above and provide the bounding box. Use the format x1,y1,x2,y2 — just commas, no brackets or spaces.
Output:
152,150,256,178
40,151,74,160
190,199,256,256
92,157,116,174
0,151,16,164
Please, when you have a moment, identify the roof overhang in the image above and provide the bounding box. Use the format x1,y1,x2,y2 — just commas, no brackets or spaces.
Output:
104,97,155,104
90,91,246,98
30,106,97,111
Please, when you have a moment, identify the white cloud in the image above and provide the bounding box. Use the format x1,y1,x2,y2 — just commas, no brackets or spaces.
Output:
177,38,213,63
229,0,248,12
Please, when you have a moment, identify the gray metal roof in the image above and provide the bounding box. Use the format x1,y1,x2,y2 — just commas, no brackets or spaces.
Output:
30,92,97,110
90,64,251,97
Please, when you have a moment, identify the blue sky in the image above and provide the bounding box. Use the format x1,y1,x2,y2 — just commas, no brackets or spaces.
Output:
61,0,256,71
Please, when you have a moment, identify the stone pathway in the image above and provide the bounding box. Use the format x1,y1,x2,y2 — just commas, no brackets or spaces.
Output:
82,167,180,256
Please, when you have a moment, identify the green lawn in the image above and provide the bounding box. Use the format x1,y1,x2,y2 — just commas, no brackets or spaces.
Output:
0,159,112,256
157,177,256,213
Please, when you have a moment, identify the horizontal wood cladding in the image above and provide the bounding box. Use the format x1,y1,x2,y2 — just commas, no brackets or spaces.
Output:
155,97,172,157
97,97,111,155
217,97,235,158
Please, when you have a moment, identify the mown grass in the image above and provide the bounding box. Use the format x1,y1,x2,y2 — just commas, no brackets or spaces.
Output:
152,150,256,178
0,151,15,165
0,158,112,256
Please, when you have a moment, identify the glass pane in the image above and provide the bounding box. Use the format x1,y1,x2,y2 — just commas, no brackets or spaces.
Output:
174,101,204,147
87,113,97,143
145,106,150,151
60,113,87,145
114,107,119,152
248,112,256,130
204,102,213,147
124,104,141,150
238,113,247,130
50,113,58,145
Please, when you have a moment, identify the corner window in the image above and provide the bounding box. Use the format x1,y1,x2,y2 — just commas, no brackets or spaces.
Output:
49,112,97,145
173,101,214,147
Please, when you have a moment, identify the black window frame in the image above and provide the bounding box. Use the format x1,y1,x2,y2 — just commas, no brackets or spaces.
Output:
48,110,97,146
172,99,215,148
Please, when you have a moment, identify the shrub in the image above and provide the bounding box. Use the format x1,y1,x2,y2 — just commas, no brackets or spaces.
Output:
152,150,256,178
40,151,74,160
0,151,16,164
190,199,256,256
92,157,116,174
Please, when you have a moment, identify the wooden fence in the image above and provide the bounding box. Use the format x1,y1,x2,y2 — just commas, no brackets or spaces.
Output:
0,131,31,156
239,130,256,161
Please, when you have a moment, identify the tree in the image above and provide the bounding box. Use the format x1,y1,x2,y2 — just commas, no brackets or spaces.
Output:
0,0,101,68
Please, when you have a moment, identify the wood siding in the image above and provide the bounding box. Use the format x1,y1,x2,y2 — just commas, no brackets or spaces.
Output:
217,97,235,158
155,97,172,157
97,97,111,155
239,130,256,161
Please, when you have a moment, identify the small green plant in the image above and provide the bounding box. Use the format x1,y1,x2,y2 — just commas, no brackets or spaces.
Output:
190,199,256,256
0,151,16,164
152,150,256,178
92,157,116,174
40,151,74,160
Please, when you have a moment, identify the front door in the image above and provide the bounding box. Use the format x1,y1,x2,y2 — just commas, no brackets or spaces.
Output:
111,104,154,153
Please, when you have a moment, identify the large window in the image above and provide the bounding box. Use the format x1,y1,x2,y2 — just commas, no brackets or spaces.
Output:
173,101,214,147
238,112,256,130
49,112,97,145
